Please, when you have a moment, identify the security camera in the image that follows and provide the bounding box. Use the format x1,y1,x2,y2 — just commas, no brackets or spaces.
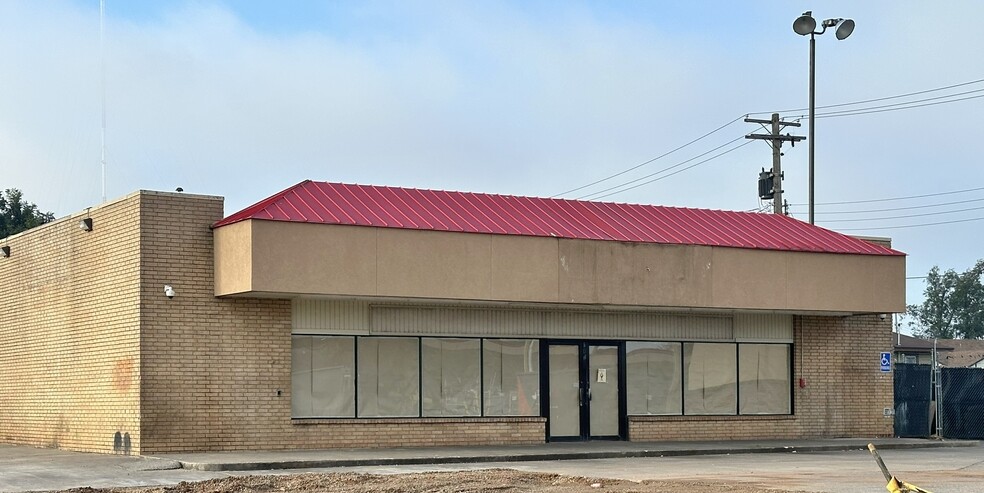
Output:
879,313,887,321
164,285,175,299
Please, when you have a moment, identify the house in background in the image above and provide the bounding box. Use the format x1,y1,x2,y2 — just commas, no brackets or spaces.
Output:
1,181,905,454
893,332,984,367
938,339,984,368
893,332,947,365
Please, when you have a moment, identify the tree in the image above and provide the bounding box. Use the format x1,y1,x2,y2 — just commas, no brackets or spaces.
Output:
907,260,984,339
0,188,55,238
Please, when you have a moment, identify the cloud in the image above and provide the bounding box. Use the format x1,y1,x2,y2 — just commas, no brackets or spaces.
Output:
2,1,984,313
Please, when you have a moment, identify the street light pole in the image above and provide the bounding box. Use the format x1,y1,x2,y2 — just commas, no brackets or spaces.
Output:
809,33,816,225
793,11,854,225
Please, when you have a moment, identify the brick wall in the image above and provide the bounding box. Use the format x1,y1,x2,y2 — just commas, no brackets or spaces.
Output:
0,195,142,454
137,191,290,452
137,193,546,452
629,314,895,440
2,190,895,454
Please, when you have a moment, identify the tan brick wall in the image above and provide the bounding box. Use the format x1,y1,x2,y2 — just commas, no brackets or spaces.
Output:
137,193,546,452
2,190,896,454
629,314,895,441
0,195,142,454
137,192,288,452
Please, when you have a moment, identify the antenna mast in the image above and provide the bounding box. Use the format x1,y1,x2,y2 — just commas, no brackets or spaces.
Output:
100,0,107,202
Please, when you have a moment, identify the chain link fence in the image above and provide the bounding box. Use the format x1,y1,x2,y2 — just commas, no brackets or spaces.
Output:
937,366,984,439
894,350,984,439
894,363,931,437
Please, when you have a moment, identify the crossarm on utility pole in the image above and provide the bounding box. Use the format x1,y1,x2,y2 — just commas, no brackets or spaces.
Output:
745,113,804,214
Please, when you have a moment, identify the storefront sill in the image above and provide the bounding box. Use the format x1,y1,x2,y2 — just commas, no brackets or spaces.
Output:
628,414,796,422
292,417,547,425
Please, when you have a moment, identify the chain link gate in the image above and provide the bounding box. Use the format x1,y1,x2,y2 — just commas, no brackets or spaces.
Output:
938,366,984,439
895,343,984,439
893,363,932,437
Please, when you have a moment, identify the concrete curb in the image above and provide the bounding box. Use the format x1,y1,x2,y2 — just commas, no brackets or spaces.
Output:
175,440,980,472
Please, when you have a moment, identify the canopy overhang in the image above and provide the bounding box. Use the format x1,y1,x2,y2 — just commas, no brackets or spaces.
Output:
214,218,905,315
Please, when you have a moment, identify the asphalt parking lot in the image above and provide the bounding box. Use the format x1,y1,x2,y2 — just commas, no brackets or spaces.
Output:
1,442,982,493
369,446,984,493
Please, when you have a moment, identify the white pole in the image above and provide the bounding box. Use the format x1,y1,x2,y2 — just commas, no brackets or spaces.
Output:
100,0,107,202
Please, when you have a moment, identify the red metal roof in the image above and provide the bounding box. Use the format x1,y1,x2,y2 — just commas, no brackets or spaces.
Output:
214,180,903,256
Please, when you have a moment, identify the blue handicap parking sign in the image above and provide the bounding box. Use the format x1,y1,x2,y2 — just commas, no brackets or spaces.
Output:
880,352,892,372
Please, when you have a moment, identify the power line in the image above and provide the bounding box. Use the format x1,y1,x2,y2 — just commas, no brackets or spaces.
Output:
577,135,746,200
790,186,984,207
802,88,984,118
818,87,984,115
793,197,984,215
558,78,984,202
585,140,754,201
836,215,984,231
749,77,984,115
818,205,984,223
807,93,984,120
552,115,746,197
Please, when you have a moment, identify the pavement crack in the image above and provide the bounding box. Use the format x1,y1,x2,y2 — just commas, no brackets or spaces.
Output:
956,459,984,471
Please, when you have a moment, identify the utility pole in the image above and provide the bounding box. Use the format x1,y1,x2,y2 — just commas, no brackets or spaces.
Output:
745,113,804,214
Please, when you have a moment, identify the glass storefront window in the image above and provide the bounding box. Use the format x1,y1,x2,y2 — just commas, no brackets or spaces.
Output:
739,344,791,414
483,339,540,416
291,335,355,417
626,341,682,415
291,334,792,420
422,338,481,416
683,342,737,415
357,337,420,417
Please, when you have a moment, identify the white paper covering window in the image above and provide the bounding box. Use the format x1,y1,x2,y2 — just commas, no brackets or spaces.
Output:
422,338,481,416
357,337,420,417
683,343,737,415
626,342,682,415
483,339,540,416
738,344,791,414
291,335,355,417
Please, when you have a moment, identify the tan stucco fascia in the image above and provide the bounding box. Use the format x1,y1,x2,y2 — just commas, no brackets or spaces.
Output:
213,220,253,295
213,219,905,314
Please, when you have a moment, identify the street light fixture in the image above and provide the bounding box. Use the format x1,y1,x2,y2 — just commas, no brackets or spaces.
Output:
793,11,854,225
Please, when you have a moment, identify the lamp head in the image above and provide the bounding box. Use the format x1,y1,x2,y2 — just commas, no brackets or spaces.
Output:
835,18,855,40
793,12,816,35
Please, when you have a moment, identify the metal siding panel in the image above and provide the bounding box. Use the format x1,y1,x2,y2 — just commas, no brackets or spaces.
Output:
213,181,904,257
307,182,351,223
292,299,370,334
437,190,485,233
734,313,794,342
370,306,733,341
321,182,373,226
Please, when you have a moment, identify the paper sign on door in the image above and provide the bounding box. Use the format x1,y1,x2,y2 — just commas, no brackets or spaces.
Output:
597,368,607,383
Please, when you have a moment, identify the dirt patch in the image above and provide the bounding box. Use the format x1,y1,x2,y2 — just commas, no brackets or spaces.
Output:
55,469,811,493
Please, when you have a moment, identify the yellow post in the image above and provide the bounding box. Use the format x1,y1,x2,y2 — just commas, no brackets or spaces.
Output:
868,443,933,493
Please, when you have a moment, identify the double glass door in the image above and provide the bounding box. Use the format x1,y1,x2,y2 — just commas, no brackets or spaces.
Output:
547,342,623,440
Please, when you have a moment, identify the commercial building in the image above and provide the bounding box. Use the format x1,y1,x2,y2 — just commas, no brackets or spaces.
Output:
0,181,905,454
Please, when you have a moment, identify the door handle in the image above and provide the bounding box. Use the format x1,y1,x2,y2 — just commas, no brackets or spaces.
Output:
578,387,592,406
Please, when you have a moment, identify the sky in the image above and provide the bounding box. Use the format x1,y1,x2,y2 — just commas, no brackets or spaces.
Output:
1,1,982,327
